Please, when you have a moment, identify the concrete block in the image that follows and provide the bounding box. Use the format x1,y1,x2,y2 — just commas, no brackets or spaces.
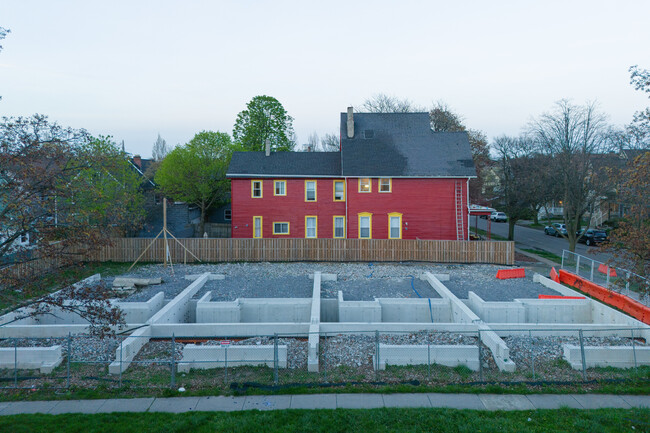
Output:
0,345,63,373
196,296,241,323
339,300,382,322
177,344,287,372
466,292,525,323
184,274,225,281
563,344,650,369
113,277,162,287
309,273,337,281
115,292,165,323
378,298,451,323
374,344,479,371
517,298,591,324
308,272,321,372
109,326,152,374
240,299,311,323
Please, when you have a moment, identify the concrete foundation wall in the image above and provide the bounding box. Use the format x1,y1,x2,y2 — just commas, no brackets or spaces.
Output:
321,298,339,322
375,344,479,371
563,344,650,369
378,298,451,323
195,295,312,323
0,346,63,373
177,344,287,372
115,293,165,323
517,298,592,324
151,323,312,337
465,292,525,323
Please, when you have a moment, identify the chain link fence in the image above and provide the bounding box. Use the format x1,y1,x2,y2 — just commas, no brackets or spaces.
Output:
0,327,647,391
561,250,649,306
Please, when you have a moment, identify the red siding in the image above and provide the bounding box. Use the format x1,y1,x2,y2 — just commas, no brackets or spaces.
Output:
231,178,346,239
231,177,469,240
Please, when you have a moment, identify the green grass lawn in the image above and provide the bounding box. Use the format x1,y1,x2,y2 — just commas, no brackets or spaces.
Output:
521,248,563,264
0,408,647,433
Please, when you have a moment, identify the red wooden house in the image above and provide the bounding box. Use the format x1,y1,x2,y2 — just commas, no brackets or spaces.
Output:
226,109,476,240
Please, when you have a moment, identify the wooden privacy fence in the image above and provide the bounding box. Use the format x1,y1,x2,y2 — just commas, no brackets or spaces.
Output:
95,238,515,265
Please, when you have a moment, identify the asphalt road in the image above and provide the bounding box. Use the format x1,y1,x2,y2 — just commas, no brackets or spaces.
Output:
473,217,611,262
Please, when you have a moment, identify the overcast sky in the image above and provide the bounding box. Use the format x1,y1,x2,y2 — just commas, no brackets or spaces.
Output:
1,0,649,157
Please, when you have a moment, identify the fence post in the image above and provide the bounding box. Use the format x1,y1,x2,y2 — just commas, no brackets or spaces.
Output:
626,272,631,297
427,333,431,379
66,333,71,389
273,333,279,386
576,255,580,275
375,330,380,380
528,330,535,380
322,332,327,384
606,266,611,288
224,345,228,384
590,260,595,282
170,334,176,389
13,338,17,389
578,329,586,381
631,329,638,373
478,330,483,382
561,250,565,270
119,338,123,388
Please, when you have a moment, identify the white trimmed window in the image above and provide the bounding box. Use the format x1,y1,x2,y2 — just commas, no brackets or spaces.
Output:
388,212,402,239
379,178,391,193
305,181,317,201
333,216,345,238
273,222,289,235
253,216,262,238
358,213,372,239
358,178,371,193
274,180,286,196
305,216,317,238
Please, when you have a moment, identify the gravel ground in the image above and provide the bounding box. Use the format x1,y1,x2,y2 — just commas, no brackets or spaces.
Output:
108,262,555,302
0,335,124,363
442,272,561,301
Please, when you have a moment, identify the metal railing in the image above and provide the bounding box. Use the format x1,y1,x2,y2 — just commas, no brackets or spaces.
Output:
0,327,647,391
561,250,649,306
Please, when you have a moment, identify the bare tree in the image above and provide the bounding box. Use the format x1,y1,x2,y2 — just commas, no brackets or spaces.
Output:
362,93,424,113
321,133,340,151
307,132,319,152
529,100,612,251
628,65,650,148
152,133,169,162
492,136,536,240
0,27,9,101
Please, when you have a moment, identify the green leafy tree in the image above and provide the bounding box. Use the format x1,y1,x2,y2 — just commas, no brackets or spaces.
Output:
0,115,143,334
233,95,295,152
155,131,234,236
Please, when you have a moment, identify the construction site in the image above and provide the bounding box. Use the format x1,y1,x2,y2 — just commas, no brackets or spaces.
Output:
0,259,648,391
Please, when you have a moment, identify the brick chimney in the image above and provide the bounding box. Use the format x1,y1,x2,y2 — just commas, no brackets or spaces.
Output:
265,139,270,157
133,154,142,169
347,107,354,138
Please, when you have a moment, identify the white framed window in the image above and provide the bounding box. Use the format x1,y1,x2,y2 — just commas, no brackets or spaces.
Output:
251,180,263,198
333,180,345,201
379,178,391,193
305,180,317,201
358,213,372,239
305,216,317,238
358,178,371,193
388,212,402,239
333,216,345,238
253,216,262,238
273,222,290,235
274,180,286,196
224,209,232,221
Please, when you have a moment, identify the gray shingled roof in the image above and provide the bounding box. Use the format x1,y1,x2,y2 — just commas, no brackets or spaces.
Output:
226,113,477,178
340,112,476,177
227,151,341,177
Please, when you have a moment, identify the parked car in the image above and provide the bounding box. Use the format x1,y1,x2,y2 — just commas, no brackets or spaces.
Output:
490,212,507,222
576,228,608,246
544,223,568,237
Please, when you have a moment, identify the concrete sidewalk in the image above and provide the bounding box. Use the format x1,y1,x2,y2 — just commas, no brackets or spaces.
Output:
0,394,647,415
